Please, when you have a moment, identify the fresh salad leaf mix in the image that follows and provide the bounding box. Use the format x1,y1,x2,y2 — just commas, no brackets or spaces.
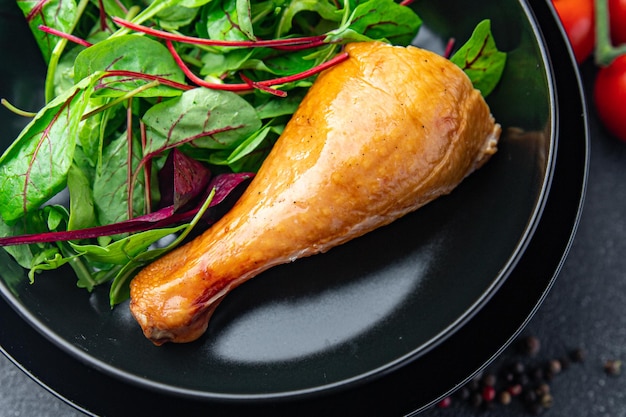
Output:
1,0,506,306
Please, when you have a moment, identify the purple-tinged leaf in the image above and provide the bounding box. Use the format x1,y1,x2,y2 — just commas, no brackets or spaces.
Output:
0,172,254,246
0,206,175,246
158,148,212,211
207,172,254,206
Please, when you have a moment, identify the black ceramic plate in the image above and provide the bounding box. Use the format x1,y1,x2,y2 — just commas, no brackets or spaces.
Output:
0,0,587,415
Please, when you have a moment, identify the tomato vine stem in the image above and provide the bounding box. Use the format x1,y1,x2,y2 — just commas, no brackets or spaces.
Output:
595,0,626,66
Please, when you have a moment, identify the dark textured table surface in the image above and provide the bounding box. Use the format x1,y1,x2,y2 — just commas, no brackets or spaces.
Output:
1,60,624,417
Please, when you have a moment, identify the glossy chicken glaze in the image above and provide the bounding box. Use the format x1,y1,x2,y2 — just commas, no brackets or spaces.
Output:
130,42,501,345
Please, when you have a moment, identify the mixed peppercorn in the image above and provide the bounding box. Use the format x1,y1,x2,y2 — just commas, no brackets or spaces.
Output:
434,335,621,415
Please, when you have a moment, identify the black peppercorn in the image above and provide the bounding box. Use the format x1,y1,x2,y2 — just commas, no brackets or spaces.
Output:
529,366,544,381
604,359,622,376
511,361,525,375
520,336,541,356
527,402,544,415
515,372,530,387
467,376,481,391
523,388,537,405
482,372,497,387
535,383,550,397
455,386,470,401
570,348,586,363
548,359,562,375
470,391,483,408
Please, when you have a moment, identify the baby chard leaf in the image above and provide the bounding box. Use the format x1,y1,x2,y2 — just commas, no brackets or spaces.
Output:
17,0,77,63
108,188,216,306
204,0,255,43
274,0,343,37
450,19,507,97
155,4,200,30
236,0,255,40
93,131,145,226
0,205,66,270
141,88,262,155
70,224,188,266
0,75,96,224
326,0,422,46
255,90,307,119
67,164,97,232
73,35,186,98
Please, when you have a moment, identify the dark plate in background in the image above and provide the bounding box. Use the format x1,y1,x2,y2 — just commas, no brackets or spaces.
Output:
0,0,586,415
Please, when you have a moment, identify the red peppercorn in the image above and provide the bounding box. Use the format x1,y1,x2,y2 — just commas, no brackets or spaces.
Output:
507,383,523,396
482,385,496,402
437,396,452,408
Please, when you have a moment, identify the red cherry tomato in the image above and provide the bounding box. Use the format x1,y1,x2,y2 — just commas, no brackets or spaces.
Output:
551,0,595,63
594,55,626,142
609,0,626,45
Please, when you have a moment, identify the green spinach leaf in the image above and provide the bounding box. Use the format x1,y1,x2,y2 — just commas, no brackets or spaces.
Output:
93,131,146,226
17,0,78,63
326,0,422,45
451,19,507,97
141,88,262,154
0,75,96,223
73,35,186,97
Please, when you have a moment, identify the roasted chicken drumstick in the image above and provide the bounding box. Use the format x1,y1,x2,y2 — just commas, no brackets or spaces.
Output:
130,41,501,345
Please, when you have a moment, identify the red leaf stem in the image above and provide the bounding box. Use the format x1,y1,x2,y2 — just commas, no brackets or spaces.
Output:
38,25,93,47
165,40,250,92
126,101,134,220
166,40,349,93
140,121,152,213
444,38,456,59
239,73,287,97
25,0,48,22
101,70,194,91
97,0,109,32
270,40,328,51
254,52,349,86
112,16,327,49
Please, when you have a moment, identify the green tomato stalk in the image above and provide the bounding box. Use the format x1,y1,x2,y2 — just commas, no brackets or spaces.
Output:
595,0,626,66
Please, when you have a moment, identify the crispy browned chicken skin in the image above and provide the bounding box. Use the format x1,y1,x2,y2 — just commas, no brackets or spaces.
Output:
130,41,501,345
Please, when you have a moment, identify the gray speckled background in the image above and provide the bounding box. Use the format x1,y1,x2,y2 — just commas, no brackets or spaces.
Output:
0,355,84,416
